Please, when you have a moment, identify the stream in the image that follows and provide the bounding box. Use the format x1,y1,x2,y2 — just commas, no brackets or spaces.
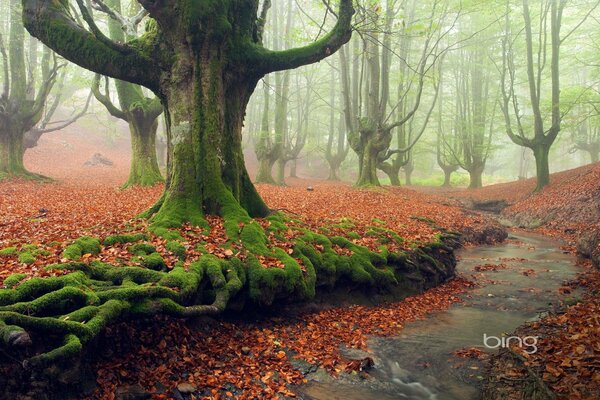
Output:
299,231,580,400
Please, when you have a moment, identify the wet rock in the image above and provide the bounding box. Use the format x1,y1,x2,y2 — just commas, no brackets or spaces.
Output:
176,382,196,394
115,384,151,400
84,153,114,167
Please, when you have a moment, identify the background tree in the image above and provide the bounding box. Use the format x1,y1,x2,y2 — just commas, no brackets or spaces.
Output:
90,0,163,187
499,0,598,191
0,0,60,177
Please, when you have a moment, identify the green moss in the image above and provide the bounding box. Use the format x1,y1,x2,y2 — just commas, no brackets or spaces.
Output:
18,252,36,265
139,252,166,271
148,226,183,241
3,273,27,288
347,232,361,240
104,233,147,246
62,237,101,260
166,241,186,260
128,243,156,256
0,247,17,256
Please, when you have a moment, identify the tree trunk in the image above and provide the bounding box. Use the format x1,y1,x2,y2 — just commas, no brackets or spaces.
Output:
404,167,413,185
289,159,297,178
275,158,286,186
123,113,164,188
388,172,401,186
442,168,453,187
148,52,270,228
533,144,551,191
0,125,26,175
356,141,380,186
255,157,276,184
589,148,599,164
327,164,340,181
467,163,484,189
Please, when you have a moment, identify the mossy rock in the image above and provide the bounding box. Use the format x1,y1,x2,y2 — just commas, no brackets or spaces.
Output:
3,273,27,288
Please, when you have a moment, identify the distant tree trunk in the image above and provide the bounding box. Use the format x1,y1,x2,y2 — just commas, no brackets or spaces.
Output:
404,157,414,185
289,159,297,178
533,143,551,190
468,164,484,189
442,168,452,187
125,112,163,187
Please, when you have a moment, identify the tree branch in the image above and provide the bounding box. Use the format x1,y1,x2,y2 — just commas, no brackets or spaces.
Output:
91,74,128,121
249,0,354,75
23,0,161,93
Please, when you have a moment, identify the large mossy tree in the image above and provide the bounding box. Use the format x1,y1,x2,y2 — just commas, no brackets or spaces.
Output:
22,0,354,226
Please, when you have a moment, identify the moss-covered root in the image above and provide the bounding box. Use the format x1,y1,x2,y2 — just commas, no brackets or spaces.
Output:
0,255,242,369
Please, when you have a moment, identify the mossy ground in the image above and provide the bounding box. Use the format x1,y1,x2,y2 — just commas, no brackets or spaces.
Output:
0,210,459,377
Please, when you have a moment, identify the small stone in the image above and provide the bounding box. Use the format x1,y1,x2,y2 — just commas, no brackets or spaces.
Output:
115,384,151,400
307,186,314,191
241,346,251,355
176,382,196,394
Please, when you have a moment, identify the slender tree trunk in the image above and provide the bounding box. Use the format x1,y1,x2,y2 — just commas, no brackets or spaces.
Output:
124,114,163,187
289,159,297,178
442,168,453,187
274,158,286,186
533,144,551,191
404,165,413,185
589,149,599,163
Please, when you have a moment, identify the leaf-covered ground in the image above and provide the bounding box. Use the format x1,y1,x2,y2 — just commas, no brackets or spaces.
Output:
0,129,504,399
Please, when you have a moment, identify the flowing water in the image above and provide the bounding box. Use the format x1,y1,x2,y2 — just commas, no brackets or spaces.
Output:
299,232,580,400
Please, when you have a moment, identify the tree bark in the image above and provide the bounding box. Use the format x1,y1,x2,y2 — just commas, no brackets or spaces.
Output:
0,121,26,175
124,112,163,187
468,164,484,189
533,143,551,191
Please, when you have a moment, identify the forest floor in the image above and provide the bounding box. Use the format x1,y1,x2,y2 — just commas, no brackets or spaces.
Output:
0,129,598,399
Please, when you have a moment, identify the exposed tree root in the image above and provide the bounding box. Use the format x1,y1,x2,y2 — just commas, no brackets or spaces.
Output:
0,212,460,373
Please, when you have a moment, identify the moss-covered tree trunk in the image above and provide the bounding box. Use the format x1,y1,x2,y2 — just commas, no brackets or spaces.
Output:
24,0,354,224
0,121,26,175
125,111,163,187
468,164,484,189
356,139,382,187
533,143,551,191
149,49,270,227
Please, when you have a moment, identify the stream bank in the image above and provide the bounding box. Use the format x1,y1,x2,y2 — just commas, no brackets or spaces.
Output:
298,231,581,400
